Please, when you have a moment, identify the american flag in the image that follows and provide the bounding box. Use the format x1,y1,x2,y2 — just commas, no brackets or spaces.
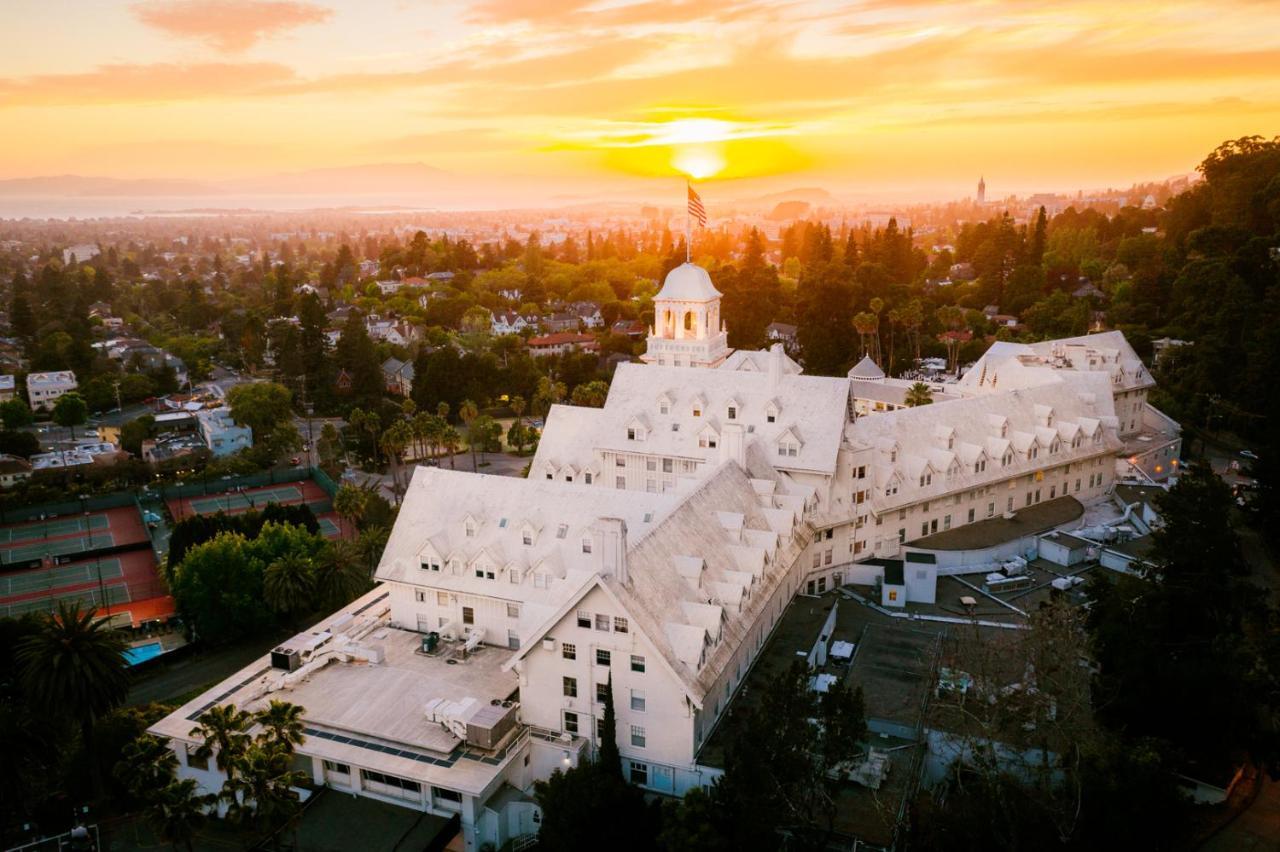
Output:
687,184,707,227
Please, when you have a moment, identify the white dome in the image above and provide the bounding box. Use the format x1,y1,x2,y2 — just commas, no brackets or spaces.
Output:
655,263,722,302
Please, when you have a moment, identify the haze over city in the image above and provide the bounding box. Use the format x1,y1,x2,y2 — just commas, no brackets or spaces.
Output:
3,0,1280,213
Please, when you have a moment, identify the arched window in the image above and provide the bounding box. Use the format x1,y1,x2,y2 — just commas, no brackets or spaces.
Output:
683,311,694,331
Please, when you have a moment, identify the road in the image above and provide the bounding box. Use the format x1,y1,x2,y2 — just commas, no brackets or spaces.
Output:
1201,774,1280,852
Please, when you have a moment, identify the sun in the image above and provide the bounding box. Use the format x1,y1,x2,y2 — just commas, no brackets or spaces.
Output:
673,146,727,180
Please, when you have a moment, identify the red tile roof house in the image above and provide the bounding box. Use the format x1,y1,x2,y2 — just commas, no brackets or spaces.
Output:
526,332,600,358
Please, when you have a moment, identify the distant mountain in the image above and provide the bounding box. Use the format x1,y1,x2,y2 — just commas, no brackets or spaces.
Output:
227,162,455,195
744,187,835,206
0,175,220,196
0,163,459,199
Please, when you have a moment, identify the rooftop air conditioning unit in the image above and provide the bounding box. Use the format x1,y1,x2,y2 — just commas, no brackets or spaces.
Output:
270,647,300,671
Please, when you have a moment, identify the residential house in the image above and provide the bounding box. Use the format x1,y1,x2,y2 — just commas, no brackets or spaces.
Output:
26,370,78,411
765,322,798,351
0,374,14,402
0,454,32,488
527,332,599,358
382,358,416,397
197,407,254,457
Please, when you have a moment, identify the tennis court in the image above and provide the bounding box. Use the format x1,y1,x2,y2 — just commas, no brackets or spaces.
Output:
318,517,341,538
0,532,116,565
1,557,123,596
187,484,304,514
3,584,131,619
0,514,109,544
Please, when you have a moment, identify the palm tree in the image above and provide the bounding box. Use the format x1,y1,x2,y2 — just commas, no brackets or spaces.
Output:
189,704,254,781
255,700,306,754
117,733,179,800
357,525,390,573
17,601,129,797
224,743,307,839
146,778,213,852
852,312,879,363
263,554,316,630
458,399,479,471
510,395,526,430
905,382,934,407
317,540,373,601
441,425,462,469
332,483,367,536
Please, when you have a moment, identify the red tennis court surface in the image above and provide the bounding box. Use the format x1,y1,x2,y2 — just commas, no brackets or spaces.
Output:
166,479,332,522
0,548,173,627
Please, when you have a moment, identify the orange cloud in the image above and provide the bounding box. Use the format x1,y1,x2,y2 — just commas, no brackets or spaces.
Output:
132,0,331,52
0,62,296,107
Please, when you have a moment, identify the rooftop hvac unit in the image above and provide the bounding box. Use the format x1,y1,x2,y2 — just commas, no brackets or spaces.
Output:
465,701,518,749
270,647,300,671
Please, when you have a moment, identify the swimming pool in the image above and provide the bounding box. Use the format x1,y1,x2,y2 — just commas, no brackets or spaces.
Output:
124,642,164,666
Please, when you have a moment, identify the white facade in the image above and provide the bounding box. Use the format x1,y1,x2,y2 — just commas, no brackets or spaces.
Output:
641,264,730,368
26,370,78,411
197,407,253,457
149,261,1177,850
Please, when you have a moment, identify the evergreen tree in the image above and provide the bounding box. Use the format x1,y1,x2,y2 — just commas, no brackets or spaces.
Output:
599,671,620,778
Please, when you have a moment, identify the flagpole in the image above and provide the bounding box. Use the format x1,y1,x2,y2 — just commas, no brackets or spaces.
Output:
685,176,691,264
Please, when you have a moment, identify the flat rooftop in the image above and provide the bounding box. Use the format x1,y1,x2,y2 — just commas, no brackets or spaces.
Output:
911,496,1083,551
151,589,525,794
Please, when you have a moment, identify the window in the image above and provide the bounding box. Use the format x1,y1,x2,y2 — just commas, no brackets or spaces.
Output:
432,786,462,804
597,649,611,667
415,590,426,603
968,508,975,523
462,606,474,625
522,531,532,545
323,759,349,775
615,457,625,467
563,676,578,698
692,406,702,417
577,610,591,628
509,630,520,650
662,458,673,473
631,654,646,673
614,616,628,633
727,406,737,420
631,689,646,712
362,769,423,800
563,711,579,735
465,521,476,538
629,761,649,786
595,614,611,631
615,476,625,489
585,473,593,485
596,682,609,703
582,538,593,554
646,458,657,471
659,403,669,414
767,413,776,423
562,642,576,660
627,428,636,440
509,568,521,584
507,603,520,618
630,725,646,748
422,559,441,571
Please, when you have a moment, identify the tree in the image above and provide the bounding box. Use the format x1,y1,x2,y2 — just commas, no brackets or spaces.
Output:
227,382,293,442
117,733,179,800
262,554,316,630
16,602,129,797
467,414,502,465
0,398,33,429
223,741,307,841
51,391,89,440
533,759,660,852
316,540,373,604
147,778,213,852
255,700,306,754
459,399,479,469
570,380,609,407
599,671,621,778
189,703,254,780
333,483,369,533
905,382,934,407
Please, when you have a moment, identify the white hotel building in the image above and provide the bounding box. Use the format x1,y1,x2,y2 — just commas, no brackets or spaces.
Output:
151,262,1180,850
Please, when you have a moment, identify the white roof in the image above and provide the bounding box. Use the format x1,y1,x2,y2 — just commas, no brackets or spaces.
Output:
719,348,802,374
958,331,1153,395
531,361,851,477
654,262,722,302
848,354,886,381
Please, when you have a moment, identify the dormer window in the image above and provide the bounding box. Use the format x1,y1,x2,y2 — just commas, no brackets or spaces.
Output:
890,449,898,463
556,523,568,539
692,406,702,417
522,531,533,545
974,459,986,474
1072,435,1082,449
727,406,737,420
1029,446,1039,460
627,428,636,440
582,538,593,554
919,473,932,487
660,403,669,414
1001,424,1008,438
778,441,798,457
465,519,477,538
1002,450,1014,465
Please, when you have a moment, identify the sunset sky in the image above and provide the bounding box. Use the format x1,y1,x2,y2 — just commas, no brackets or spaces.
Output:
3,0,1279,202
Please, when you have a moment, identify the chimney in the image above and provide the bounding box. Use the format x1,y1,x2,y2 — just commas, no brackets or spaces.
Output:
768,342,784,389
720,423,746,468
591,518,628,584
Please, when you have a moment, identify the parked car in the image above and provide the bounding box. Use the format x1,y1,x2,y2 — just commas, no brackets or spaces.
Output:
1240,449,1259,460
